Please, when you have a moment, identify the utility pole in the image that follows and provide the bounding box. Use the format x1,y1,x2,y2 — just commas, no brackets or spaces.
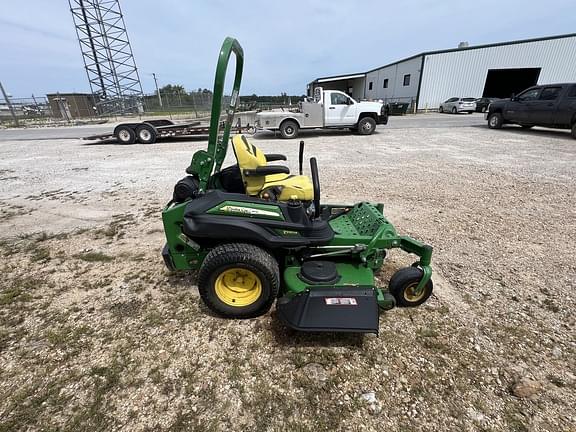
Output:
152,73,163,107
0,81,19,126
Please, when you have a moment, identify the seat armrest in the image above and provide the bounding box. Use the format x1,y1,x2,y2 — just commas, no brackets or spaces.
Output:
243,165,290,177
265,153,287,162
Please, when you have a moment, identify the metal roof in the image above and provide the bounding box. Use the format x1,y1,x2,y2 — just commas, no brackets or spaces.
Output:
311,33,576,82
316,73,366,83
367,32,576,73
311,72,366,84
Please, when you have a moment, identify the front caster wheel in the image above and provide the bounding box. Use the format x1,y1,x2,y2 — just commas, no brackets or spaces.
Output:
389,267,433,307
197,243,279,318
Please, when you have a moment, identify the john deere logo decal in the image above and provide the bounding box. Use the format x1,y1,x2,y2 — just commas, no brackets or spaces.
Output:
220,205,281,218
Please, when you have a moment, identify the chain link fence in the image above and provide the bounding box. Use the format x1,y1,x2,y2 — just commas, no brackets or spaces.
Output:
0,91,301,127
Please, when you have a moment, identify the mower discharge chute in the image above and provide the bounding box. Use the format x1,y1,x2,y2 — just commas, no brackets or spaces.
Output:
161,37,434,334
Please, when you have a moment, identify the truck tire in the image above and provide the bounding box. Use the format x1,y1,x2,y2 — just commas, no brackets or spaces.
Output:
135,123,157,144
571,123,576,139
357,116,376,135
114,125,136,144
279,120,299,139
488,113,503,129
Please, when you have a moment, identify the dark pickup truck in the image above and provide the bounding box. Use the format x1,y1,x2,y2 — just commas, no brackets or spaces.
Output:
486,83,576,139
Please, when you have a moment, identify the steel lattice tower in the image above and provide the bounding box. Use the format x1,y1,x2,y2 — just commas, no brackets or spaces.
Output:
69,0,143,114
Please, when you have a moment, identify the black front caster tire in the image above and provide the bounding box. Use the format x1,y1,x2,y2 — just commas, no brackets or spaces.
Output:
389,267,433,307
197,243,279,318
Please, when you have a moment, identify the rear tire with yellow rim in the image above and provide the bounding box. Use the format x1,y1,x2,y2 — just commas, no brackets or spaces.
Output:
198,243,279,318
389,267,433,307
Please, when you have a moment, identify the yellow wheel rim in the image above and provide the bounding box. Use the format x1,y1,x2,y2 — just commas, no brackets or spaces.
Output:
404,282,426,303
214,267,262,307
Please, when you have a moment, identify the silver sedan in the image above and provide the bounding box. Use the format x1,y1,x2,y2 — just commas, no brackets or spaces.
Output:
439,97,477,114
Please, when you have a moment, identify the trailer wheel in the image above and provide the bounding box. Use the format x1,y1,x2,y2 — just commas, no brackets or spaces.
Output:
279,120,299,139
389,267,433,307
198,243,279,318
357,116,376,135
135,124,157,144
115,126,136,144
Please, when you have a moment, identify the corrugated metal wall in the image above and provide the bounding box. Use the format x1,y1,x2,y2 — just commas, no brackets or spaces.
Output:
418,36,576,110
364,56,422,103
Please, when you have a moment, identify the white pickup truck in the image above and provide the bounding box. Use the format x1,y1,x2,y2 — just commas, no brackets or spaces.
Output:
255,87,389,138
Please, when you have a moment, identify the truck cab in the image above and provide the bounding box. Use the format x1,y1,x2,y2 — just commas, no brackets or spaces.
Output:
256,87,389,138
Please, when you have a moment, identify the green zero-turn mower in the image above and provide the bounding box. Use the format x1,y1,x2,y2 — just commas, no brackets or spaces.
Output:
161,37,434,333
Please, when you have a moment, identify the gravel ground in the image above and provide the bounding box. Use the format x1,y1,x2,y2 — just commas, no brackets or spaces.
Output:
0,113,575,431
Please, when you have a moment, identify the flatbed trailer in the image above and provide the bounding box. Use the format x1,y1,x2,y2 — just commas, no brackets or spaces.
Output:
83,115,256,144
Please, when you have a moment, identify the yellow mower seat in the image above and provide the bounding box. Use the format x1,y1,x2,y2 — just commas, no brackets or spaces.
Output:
232,135,314,201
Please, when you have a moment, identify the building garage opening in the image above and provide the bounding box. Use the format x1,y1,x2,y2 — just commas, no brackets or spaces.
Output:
482,68,541,98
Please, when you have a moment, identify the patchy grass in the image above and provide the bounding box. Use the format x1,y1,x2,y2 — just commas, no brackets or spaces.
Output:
45,324,93,349
93,213,135,240
30,246,50,263
74,251,114,262
108,298,143,319
0,275,44,305
0,287,33,305
0,203,30,221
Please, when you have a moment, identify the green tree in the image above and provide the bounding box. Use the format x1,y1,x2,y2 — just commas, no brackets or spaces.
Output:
159,84,186,95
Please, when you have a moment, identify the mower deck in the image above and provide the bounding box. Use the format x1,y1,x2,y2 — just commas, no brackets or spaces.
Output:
277,287,380,334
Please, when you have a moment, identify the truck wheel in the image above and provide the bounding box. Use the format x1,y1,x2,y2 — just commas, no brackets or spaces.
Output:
135,124,157,144
357,117,376,135
389,267,433,307
279,120,299,139
114,126,136,144
197,243,280,318
572,123,576,139
488,113,503,129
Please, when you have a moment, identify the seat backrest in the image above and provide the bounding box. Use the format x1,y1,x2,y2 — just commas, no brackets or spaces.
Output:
232,134,266,170
232,134,268,195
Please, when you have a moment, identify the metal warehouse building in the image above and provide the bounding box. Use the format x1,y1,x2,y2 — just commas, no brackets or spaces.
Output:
308,33,576,111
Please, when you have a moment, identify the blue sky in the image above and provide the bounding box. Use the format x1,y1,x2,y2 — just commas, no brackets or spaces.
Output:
1,0,574,98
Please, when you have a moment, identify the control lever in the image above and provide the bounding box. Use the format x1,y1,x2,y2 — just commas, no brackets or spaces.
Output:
299,140,304,175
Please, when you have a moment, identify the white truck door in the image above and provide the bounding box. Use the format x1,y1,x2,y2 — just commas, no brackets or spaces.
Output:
325,91,356,126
